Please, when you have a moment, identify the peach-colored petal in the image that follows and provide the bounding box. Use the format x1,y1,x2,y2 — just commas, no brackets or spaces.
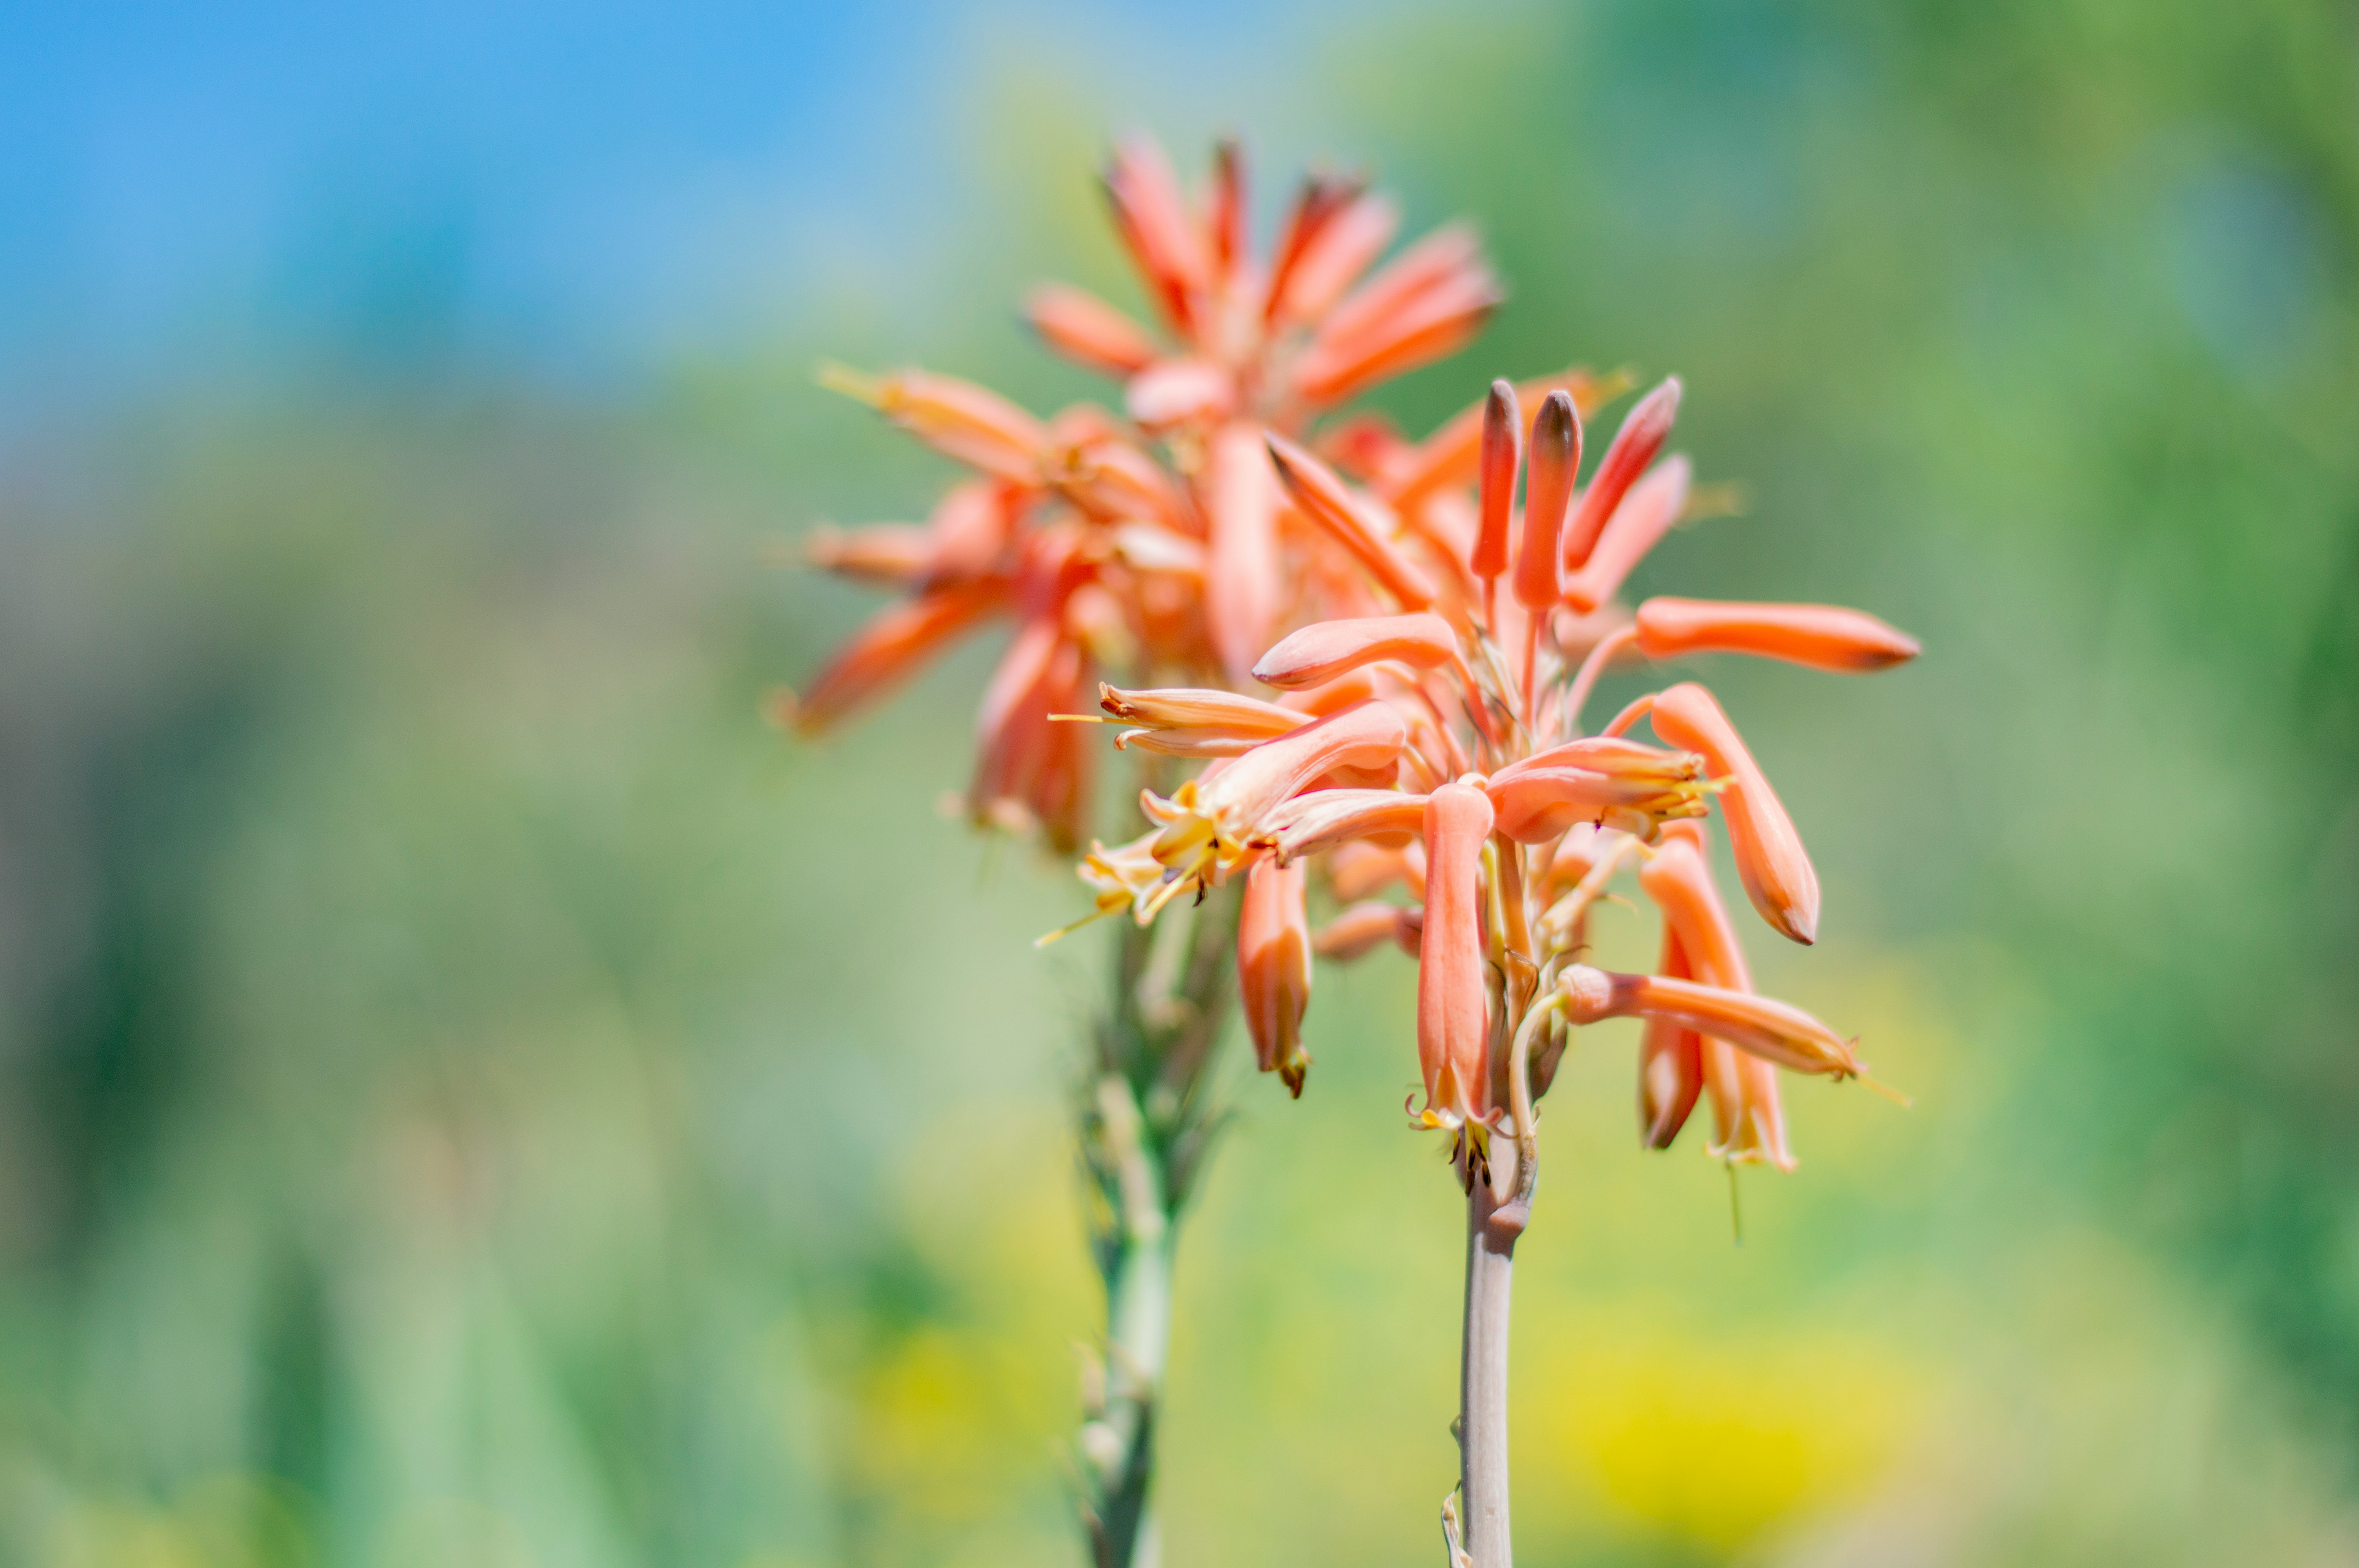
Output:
1025,283,1160,377
1560,964,1863,1079
1381,367,1634,511
1418,781,1495,1122
1270,187,1396,325
1564,456,1690,613
1470,380,1520,584
1312,900,1415,962
1263,434,1439,610
1256,786,1428,860
1098,682,1303,736
1252,612,1461,690
1513,391,1582,610
1328,839,1427,901
1239,856,1313,1094
803,523,931,586
1633,598,1922,673
1562,376,1681,571
1638,930,1705,1149
786,579,1007,736
1103,136,1212,335
1294,252,1502,406
829,367,1049,484
1125,358,1234,432
1203,421,1282,686
1485,768,1706,844
1647,682,1820,944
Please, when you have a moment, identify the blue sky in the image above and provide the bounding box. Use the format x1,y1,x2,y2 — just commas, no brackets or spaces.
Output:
0,0,1381,405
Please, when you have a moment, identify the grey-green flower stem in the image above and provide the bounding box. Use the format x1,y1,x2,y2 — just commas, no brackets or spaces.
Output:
1078,887,1239,1568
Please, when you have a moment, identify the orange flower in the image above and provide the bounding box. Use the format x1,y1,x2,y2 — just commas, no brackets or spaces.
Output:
1562,376,1681,571
1637,929,1706,1149
1418,780,1495,1125
1251,612,1464,690
1512,391,1581,612
1647,682,1821,945
1633,597,1922,672
1559,964,1865,1080
1239,857,1314,1095
1637,823,1794,1168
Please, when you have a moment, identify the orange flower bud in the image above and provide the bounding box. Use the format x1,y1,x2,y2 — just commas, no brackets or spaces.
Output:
802,523,932,586
1382,366,1635,511
1470,379,1521,584
1559,964,1863,1080
1562,376,1680,572
1023,283,1160,377
1418,781,1495,1122
1239,857,1314,1094
1312,900,1417,962
1265,434,1439,610
1203,422,1283,686
1633,597,1922,673
1483,737,1708,844
1563,456,1689,613
1638,931,1705,1149
1251,612,1461,690
783,579,1007,736
1103,137,1211,334
1294,235,1502,407
823,365,1048,485
1256,787,1429,860
1268,186,1396,326
1513,391,1581,611
1647,682,1820,944
1329,839,1427,901
1125,358,1234,432
1090,679,1302,740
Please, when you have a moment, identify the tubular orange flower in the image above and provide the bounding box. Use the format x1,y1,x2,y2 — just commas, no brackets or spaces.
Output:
1252,612,1463,690
1558,963,1865,1080
1256,786,1429,860
1563,457,1690,613
1329,838,1426,900
784,579,1007,736
1103,136,1212,334
1203,421,1283,686
802,523,932,586
1484,736,1709,844
1312,899,1421,962
1637,931,1706,1149
1418,780,1494,1124
1633,597,1923,672
1144,700,1409,893
1562,375,1681,571
1024,283,1160,377
1470,379,1520,588
1512,390,1581,612
1264,433,1440,610
1094,682,1305,757
1647,682,1821,944
1239,857,1314,1094
823,365,1049,484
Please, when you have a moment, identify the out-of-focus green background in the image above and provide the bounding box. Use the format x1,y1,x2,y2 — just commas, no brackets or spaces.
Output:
4,2,2356,1563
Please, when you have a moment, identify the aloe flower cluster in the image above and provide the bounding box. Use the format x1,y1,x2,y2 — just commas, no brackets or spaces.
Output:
1067,376,1919,1184
784,137,1515,851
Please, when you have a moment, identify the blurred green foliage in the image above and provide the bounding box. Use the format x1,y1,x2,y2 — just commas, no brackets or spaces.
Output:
2,2,2356,1564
